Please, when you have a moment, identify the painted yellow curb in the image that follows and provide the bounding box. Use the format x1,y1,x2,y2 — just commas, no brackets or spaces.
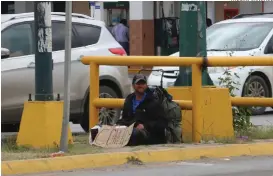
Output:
2,142,273,175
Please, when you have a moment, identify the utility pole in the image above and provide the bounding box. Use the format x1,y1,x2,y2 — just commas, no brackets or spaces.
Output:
60,1,72,152
174,2,213,143
174,1,213,86
34,2,54,101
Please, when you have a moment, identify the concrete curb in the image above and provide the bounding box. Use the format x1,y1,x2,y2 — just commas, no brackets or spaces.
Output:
2,142,273,175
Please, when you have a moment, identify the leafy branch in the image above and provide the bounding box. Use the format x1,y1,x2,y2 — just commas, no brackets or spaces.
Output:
218,67,253,136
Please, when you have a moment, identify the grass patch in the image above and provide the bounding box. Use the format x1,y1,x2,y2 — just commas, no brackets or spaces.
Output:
210,137,238,144
68,134,103,155
1,134,103,161
244,126,273,140
197,126,273,144
2,126,273,161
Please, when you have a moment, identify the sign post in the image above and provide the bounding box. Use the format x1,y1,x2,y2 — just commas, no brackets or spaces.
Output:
60,1,72,152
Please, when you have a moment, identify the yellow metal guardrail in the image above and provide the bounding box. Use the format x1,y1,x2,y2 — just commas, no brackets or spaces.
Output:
81,56,273,142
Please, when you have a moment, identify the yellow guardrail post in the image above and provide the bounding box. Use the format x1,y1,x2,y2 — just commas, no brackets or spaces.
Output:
81,55,273,142
231,97,273,107
191,64,202,142
89,63,99,128
92,98,193,109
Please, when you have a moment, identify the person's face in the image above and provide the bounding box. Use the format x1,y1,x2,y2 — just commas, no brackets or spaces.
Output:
133,80,147,94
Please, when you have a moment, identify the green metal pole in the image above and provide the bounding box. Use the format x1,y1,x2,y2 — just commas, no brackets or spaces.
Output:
174,1,197,86
174,1,213,86
197,1,214,86
34,2,54,101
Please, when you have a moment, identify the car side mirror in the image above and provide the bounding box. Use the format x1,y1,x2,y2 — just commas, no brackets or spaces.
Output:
1,48,10,59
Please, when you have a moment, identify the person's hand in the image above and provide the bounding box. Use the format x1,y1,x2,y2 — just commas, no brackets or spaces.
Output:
136,124,144,130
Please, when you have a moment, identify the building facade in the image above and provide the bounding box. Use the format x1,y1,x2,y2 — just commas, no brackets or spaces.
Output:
1,1,90,15
91,1,273,56
2,1,273,57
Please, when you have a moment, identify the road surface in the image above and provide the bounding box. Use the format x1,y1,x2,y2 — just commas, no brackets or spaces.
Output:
70,110,273,133
19,156,273,176
250,110,273,126
1,110,272,137
1,72,272,134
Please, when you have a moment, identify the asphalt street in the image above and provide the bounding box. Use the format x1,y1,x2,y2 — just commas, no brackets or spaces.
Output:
70,109,273,133
19,156,273,176
1,73,273,135
250,109,273,126
1,110,272,137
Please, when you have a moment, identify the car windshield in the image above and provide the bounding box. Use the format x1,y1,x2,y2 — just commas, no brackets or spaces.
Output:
207,22,273,51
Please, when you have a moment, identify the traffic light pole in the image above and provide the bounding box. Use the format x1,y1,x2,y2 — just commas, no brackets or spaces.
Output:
34,2,54,101
174,1,213,86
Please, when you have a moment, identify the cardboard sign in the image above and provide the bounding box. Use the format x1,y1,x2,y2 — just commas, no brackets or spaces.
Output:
89,123,134,148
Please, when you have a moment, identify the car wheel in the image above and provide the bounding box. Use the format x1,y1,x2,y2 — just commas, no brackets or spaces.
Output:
80,86,121,133
242,75,270,116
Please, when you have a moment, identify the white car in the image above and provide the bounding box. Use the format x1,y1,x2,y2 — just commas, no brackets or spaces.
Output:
148,15,273,115
1,12,131,132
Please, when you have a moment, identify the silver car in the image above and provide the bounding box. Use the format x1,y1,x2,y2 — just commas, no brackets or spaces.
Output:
1,12,131,132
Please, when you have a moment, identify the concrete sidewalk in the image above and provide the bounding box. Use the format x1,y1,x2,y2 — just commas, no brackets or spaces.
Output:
2,141,273,175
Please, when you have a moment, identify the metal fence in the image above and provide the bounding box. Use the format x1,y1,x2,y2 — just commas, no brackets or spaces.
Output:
81,56,273,142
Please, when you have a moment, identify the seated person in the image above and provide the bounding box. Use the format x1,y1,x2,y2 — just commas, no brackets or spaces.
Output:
116,74,167,146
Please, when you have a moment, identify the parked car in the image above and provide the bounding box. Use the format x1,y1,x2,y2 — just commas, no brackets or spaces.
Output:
1,12,131,132
148,14,273,115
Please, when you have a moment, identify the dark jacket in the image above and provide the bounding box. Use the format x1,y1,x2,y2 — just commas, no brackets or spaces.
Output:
116,89,167,137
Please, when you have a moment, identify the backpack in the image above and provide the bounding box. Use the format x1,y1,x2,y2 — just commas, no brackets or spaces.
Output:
151,86,182,144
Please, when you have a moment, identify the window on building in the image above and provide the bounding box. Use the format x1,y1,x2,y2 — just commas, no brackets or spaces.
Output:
1,1,15,14
53,1,65,12
73,23,101,47
1,22,34,58
52,21,78,51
